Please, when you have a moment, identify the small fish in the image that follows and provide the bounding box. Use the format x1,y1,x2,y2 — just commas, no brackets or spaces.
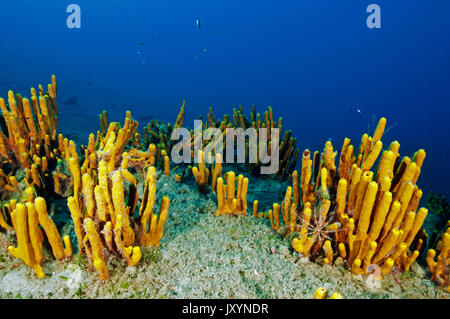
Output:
138,114,153,122
384,122,398,135
63,96,78,105
349,107,362,114
196,17,201,28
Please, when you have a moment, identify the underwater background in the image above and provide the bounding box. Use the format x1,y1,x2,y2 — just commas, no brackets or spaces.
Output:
1,0,449,199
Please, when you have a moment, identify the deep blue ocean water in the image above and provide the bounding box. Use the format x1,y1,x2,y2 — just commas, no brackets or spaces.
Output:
0,0,449,199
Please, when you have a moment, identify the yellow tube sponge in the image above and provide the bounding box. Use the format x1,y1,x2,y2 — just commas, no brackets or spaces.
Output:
164,155,170,176
402,250,419,272
139,166,157,241
380,258,394,276
25,202,43,267
68,156,81,206
353,171,373,221
377,150,395,183
313,287,327,299
192,150,210,191
347,166,362,213
139,167,170,247
392,182,415,230
148,196,170,247
8,203,44,278
380,200,401,241
253,200,258,218
361,140,382,171
351,258,364,275
113,213,128,259
94,185,108,222
111,170,135,246
216,171,249,216
84,218,104,263
35,197,69,260
211,153,223,192
323,240,333,264
373,229,400,264
82,173,96,219
292,170,300,205
356,181,378,243
362,241,377,273
320,167,328,197
98,160,115,226
338,242,347,259
330,292,343,299
323,141,336,175
301,150,314,204
392,242,407,264
404,207,428,248
282,186,293,225
426,230,449,287
67,196,85,254
336,178,347,218
367,191,392,242
372,117,386,142
94,258,109,280
268,207,277,231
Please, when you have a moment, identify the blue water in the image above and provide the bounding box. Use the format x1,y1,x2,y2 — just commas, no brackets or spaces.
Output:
0,0,449,199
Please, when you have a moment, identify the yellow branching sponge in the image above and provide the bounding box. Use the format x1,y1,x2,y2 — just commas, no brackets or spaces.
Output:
65,118,171,279
216,171,249,216
68,157,143,278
